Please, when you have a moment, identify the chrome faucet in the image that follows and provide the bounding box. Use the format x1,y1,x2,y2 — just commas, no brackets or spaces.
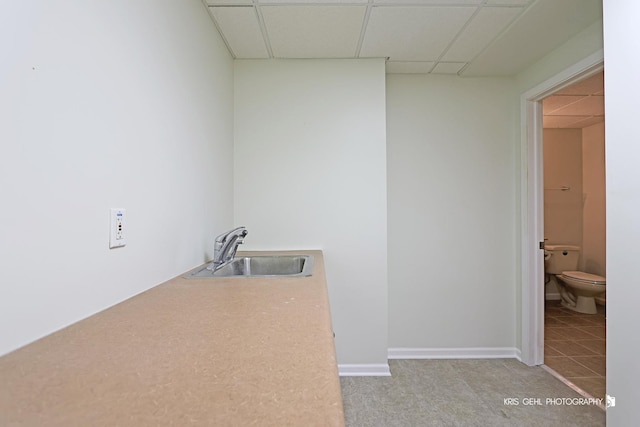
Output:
208,226,248,271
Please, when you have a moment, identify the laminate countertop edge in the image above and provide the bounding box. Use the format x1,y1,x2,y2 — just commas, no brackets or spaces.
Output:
0,250,345,426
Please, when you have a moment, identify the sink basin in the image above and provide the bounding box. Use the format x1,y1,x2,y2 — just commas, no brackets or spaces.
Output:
184,255,314,278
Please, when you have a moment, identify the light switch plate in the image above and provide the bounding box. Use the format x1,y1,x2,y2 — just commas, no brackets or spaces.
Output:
109,208,126,248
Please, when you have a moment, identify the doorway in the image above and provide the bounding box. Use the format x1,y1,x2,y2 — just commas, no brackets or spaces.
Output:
519,51,604,368
540,71,606,401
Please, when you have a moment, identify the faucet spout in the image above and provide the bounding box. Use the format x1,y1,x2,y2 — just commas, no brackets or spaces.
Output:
208,227,248,271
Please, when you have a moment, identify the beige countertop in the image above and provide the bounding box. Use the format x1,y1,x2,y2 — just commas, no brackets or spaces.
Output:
0,250,344,426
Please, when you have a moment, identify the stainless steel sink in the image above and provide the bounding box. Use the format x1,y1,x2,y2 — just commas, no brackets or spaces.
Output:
184,255,314,278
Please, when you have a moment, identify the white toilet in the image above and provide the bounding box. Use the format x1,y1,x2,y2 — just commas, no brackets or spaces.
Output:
544,245,606,314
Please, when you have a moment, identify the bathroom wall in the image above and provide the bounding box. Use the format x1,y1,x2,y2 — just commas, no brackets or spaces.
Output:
582,122,606,276
386,74,518,355
543,124,606,300
543,128,584,248
233,59,388,369
0,0,234,356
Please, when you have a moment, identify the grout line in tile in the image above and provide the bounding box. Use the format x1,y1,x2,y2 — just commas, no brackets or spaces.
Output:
569,358,606,378
544,302,607,402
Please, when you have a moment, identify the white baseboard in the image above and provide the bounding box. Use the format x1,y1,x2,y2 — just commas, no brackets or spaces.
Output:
388,347,522,360
338,363,391,377
339,348,523,376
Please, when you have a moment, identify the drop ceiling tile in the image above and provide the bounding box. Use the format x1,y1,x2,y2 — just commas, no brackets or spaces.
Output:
386,61,435,74
261,6,366,58
552,95,604,116
555,72,604,95
442,7,522,61
430,62,466,74
543,115,586,128
542,71,605,128
259,0,367,3
374,0,482,4
542,95,585,114
486,0,532,4
360,6,476,61
572,116,605,127
207,0,252,4
210,7,269,58
544,115,604,128
462,0,602,76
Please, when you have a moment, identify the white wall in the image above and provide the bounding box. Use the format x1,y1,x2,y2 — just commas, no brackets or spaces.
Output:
233,59,388,367
603,0,640,423
386,75,517,352
0,0,234,356
516,20,604,93
581,122,606,276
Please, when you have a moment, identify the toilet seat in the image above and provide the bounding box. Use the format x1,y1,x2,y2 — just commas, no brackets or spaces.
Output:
561,271,606,285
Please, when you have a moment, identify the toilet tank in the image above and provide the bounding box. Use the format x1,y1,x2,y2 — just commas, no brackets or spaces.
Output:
545,245,580,274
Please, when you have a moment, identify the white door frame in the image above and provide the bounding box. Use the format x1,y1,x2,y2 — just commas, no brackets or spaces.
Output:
519,50,604,366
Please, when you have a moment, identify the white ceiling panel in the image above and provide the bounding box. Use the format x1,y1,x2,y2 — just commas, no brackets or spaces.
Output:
442,7,523,62
543,115,586,128
360,6,476,61
543,71,604,129
386,61,435,74
261,6,366,58
202,0,602,76
551,95,604,116
259,0,368,3
556,72,604,96
486,0,532,4
462,0,602,76
542,95,585,113
572,116,605,127
431,62,466,74
209,7,269,58
373,0,482,4
544,115,604,128
207,0,252,4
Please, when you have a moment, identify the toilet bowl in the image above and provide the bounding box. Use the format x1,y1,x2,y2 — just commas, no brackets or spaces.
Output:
544,245,606,314
557,271,606,314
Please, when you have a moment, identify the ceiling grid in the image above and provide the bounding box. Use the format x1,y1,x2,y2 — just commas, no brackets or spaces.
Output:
203,0,602,79
542,71,605,129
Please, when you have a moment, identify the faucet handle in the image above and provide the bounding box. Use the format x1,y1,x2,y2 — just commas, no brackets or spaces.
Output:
214,227,245,245
212,227,248,269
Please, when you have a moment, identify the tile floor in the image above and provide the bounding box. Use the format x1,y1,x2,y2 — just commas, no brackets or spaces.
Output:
544,299,606,401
